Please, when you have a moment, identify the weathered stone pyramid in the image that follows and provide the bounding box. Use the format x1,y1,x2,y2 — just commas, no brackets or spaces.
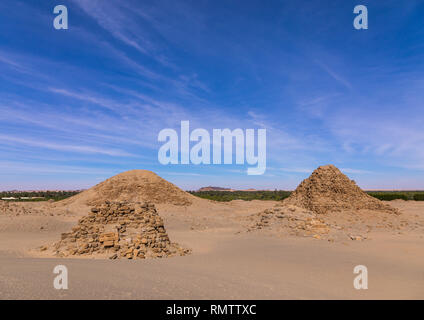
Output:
59,170,195,207
52,201,190,259
283,165,398,214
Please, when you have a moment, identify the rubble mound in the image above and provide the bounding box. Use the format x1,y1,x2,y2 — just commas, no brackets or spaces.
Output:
0,200,44,216
246,202,409,242
247,204,332,239
0,200,14,214
283,165,398,214
60,170,194,207
51,201,191,259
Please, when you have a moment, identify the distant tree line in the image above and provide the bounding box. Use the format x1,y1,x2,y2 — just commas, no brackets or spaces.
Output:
189,190,424,202
188,190,292,202
367,191,424,201
2,190,424,202
0,190,81,202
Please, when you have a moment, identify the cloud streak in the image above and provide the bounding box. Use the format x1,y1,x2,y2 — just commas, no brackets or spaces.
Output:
0,134,134,157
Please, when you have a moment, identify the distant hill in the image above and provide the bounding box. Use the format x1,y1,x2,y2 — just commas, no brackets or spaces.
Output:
197,186,234,192
197,187,262,192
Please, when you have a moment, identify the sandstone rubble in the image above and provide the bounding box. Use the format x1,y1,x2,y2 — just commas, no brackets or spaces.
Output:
52,201,191,259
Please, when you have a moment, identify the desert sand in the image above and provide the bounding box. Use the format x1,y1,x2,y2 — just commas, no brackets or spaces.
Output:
0,167,423,299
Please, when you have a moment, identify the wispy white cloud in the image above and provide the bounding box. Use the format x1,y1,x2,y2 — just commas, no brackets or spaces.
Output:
327,105,424,171
0,50,53,81
0,134,133,157
71,0,152,55
315,60,353,90
0,100,156,149
267,167,313,174
0,54,22,69
340,168,373,175
0,160,118,175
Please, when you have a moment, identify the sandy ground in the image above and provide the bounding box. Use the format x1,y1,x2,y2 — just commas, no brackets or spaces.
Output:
0,199,423,299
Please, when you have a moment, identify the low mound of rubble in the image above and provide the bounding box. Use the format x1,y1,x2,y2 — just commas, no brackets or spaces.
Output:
51,201,191,259
0,200,46,216
246,203,413,242
0,200,17,215
247,205,334,240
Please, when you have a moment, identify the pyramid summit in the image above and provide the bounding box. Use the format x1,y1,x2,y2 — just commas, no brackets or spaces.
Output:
60,170,195,207
283,165,398,214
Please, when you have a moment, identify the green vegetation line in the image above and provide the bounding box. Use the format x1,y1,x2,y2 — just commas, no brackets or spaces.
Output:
189,190,424,202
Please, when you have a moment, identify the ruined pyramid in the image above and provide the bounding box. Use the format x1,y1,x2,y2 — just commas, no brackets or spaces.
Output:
52,201,191,259
283,165,398,214
60,170,195,207
247,165,400,240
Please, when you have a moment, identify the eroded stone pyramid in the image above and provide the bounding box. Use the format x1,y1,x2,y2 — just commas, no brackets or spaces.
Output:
52,201,190,259
59,170,195,207
283,165,398,214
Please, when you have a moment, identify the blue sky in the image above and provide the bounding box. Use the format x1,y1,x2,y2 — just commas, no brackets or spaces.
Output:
1,0,424,190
